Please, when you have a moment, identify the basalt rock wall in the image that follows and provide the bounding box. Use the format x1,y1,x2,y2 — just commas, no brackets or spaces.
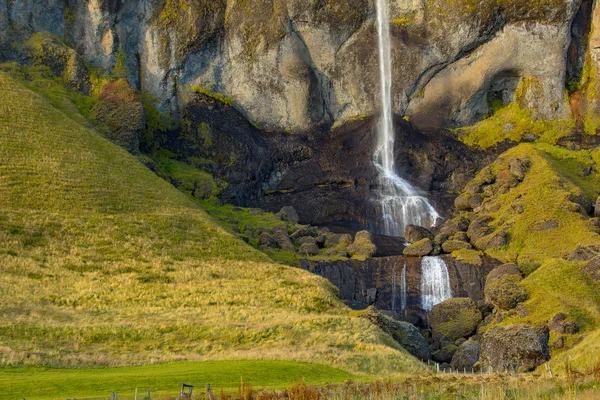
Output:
0,0,585,132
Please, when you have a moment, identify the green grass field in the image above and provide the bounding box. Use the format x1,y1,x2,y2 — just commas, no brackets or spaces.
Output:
0,360,356,399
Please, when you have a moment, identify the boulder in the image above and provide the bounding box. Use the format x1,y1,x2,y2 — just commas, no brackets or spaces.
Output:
290,226,318,240
403,238,433,257
583,256,600,282
454,193,482,212
451,340,481,371
508,158,530,181
480,325,550,372
430,298,482,341
440,216,470,237
299,243,319,256
566,245,600,262
486,264,522,285
296,236,317,245
362,307,430,360
432,345,458,364
484,275,528,310
451,231,469,242
404,225,434,243
277,206,299,224
274,230,295,251
467,215,494,243
324,233,353,249
442,240,472,253
548,313,579,334
347,230,377,258
474,230,507,250
258,232,277,248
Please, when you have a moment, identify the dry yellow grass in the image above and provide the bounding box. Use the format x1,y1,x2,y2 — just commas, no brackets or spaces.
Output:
0,69,423,376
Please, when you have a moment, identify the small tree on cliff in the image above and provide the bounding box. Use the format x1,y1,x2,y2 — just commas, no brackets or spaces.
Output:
112,45,128,79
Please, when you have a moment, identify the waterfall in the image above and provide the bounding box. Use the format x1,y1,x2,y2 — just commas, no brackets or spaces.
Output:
400,259,408,311
420,256,452,311
374,0,440,236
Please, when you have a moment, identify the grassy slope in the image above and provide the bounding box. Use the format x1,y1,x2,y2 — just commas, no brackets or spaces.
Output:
0,70,423,376
0,360,356,399
462,143,600,371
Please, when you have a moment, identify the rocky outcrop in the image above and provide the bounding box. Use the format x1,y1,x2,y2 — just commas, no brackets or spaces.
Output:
0,0,581,133
303,254,497,320
363,307,430,360
480,325,550,372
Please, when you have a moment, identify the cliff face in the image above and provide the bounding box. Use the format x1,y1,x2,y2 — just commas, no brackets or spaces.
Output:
0,0,586,133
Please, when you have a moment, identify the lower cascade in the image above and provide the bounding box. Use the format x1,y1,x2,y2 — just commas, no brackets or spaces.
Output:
420,256,452,311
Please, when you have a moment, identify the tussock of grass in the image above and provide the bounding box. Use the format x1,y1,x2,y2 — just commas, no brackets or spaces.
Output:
0,70,424,376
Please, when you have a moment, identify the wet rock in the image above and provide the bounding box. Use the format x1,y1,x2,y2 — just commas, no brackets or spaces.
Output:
430,298,482,341
451,340,481,371
485,275,528,310
277,206,299,224
480,324,550,372
362,307,430,360
274,230,295,251
442,240,472,253
403,238,433,257
347,230,377,258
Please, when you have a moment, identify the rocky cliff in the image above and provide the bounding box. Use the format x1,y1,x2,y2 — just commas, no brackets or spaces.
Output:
0,0,589,132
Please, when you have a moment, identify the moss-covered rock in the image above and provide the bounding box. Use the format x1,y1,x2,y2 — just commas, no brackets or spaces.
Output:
484,274,528,310
93,79,145,152
403,238,433,257
430,298,482,341
480,324,550,372
451,339,481,371
347,230,377,258
432,344,459,364
486,264,521,286
404,225,434,243
442,240,472,253
362,307,430,360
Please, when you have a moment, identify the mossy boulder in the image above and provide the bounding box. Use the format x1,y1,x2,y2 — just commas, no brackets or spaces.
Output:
299,242,319,256
362,307,430,360
430,298,482,341
485,264,521,286
474,230,507,250
467,215,494,243
480,324,550,372
440,216,470,237
347,230,377,258
455,193,483,212
484,275,528,310
403,238,433,257
451,339,481,371
442,240,472,253
274,230,295,251
324,233,353,249
432,344,459,363
277,206,299,224
93,79,145,152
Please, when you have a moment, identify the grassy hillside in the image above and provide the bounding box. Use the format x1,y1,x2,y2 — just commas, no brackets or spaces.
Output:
0,68,423,376
452,143,600,371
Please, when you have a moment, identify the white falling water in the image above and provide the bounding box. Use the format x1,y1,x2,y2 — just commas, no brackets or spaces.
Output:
400,259,408,311
374,0,440,237
420,256,452,311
